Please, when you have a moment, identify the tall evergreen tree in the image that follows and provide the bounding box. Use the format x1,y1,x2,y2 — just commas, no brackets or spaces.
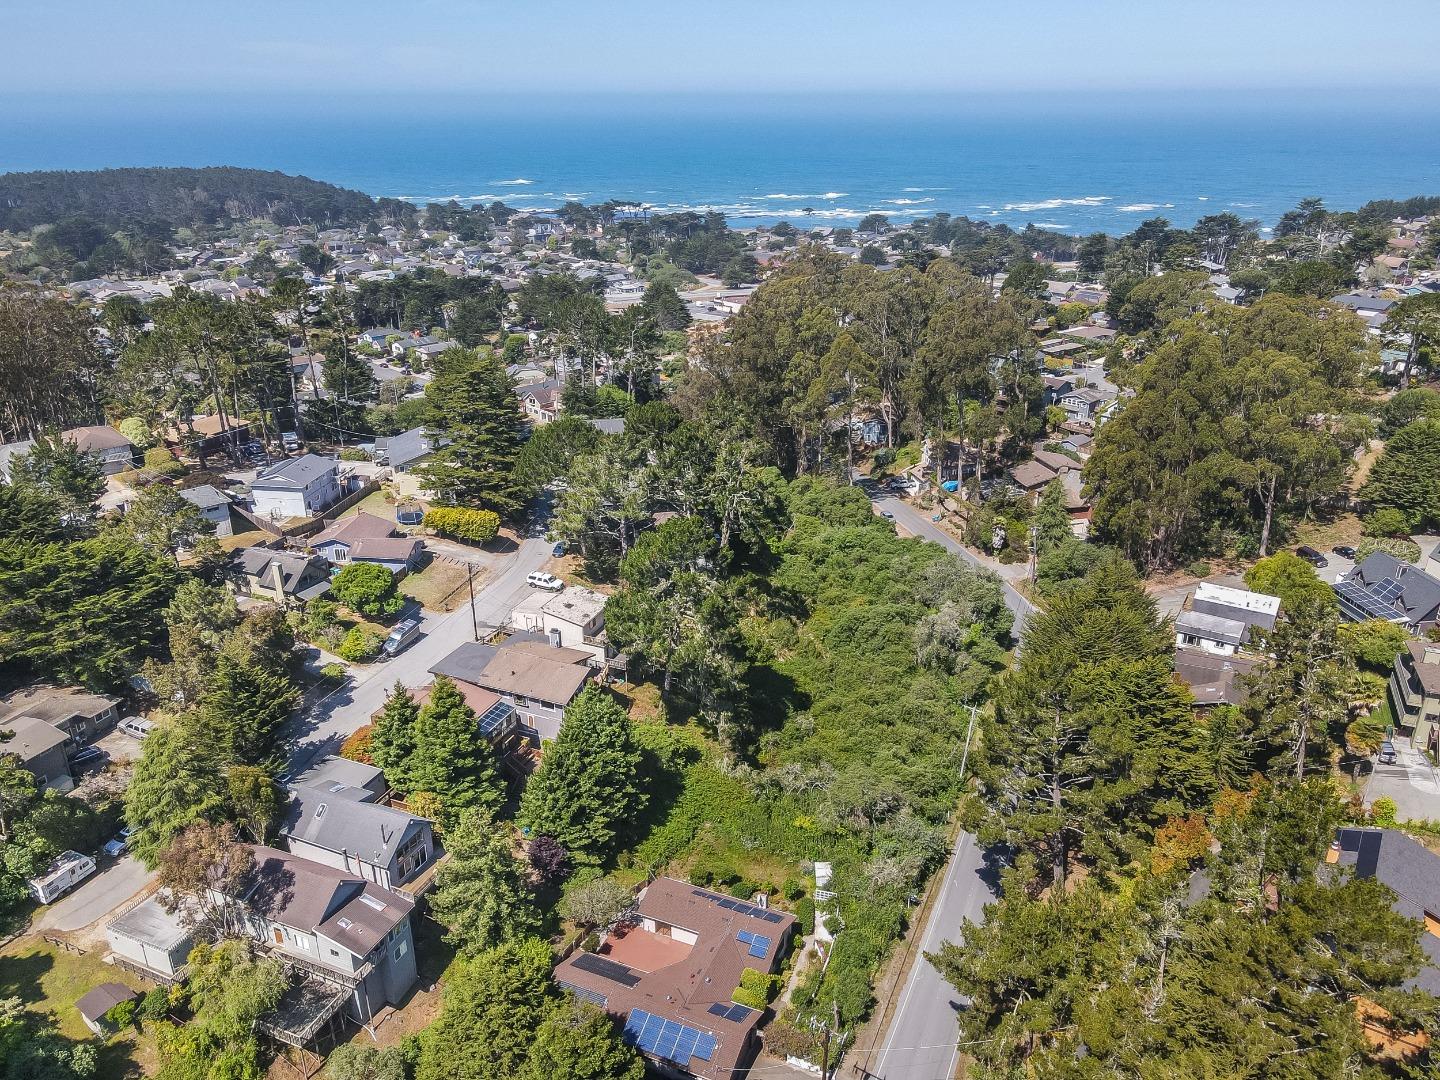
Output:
404,676,504,822
124,722,227,867
416,353,526,514
1359,418,1440,532
429,810,541,955
518,687,645,865
192,651,299,765
522,1001,646,1080
369,682,420,790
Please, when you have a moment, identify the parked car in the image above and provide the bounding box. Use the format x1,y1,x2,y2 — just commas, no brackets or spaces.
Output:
551,541,568,557
118,716,154,740
880,510,895,520
103,827,135,858
1296,545,1329,568
1379,741,1398,766
28,851,96,904
70,746,107,770
1332,545,1358,559
382,618,422,658
526,571,563,591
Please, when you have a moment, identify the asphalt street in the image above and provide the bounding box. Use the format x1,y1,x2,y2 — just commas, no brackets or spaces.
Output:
866,493,1032,1080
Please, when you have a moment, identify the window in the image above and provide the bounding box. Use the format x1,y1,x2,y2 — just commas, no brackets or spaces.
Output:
393,937,409,962
514,695,529,708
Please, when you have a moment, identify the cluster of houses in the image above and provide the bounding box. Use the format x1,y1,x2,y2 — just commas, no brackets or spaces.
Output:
0,685,122,794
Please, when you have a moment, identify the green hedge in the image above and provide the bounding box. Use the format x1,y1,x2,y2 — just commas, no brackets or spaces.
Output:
424,506,500,543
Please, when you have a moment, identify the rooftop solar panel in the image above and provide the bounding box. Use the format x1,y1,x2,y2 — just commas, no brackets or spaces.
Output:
557,980,608,1008
624,1010,720,1065
477,700,513,737
708,1002,754,1022
571,952,640,987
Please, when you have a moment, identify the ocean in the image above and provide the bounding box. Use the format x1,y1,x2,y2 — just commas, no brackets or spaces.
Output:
2,93,1439,235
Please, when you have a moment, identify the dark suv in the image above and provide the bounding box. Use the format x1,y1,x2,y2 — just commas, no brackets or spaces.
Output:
1296,545,1329,569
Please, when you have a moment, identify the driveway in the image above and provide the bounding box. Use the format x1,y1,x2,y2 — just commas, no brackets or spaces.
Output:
1361,735,1440,822
32,855,153,934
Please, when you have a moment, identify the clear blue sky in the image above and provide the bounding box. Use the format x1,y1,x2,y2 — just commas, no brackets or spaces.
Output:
6,0,1438,98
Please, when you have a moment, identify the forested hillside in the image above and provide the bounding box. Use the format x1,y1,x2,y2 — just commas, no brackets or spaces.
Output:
0,166,376,231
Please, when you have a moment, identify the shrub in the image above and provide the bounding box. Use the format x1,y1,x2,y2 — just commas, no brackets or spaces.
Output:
1372,795,1399,827
1356,536,1421,565
143,446,179,470
336,626,383,663
338,448,370,462
732,968,781,1010
1363,507,1411,538
1185,560,1212,578
341,724,375,763
423,506,501,543
118,416,153,449
136,987,170,1023
103,998,137,1029
319,662,347,681
332,562,405,618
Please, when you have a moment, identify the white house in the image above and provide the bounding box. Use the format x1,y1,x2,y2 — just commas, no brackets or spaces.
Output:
250,454,342,520
1174,582,1280,656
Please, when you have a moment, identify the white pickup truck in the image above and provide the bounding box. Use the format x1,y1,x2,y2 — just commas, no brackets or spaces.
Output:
28,850,97,904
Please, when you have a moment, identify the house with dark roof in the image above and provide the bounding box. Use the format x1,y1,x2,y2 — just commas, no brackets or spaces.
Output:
0,685,121,747
3,713,74,792
309,512,422,575
1174,582,1281,657
429,637,594,743
553,878,798,1080
250,454,342,520
231,546,332,607
178,484,235,536
1389,640,1440,758
62,425,136,475
280,776,436,893
1058,385,1114,427
372,426,434,472
1332,828,1440,995
221,846,418,1023
1334,553,1440,632
518,379,564,424
1172,649,1259,708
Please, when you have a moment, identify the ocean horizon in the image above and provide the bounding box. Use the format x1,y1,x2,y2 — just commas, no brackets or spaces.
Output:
3,92,1438,235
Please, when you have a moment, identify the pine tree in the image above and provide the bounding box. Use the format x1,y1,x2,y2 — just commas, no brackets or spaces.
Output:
522,1001,645,1080
124,722,226,867
416,353,526,514
405,676,504,822
429,810,541,955
416,938,558,1080
370,682,420,790
518,687,645,865
192,650,298,765
1359,418,1440,531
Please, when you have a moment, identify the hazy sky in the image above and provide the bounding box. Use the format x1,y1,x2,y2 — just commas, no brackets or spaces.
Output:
7,0,1439,99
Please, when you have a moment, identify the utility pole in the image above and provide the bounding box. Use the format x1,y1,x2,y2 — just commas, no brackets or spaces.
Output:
467,562,479,642
958,703,978,784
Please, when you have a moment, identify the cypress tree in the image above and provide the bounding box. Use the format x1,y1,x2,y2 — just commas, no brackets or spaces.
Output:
429,809,540,955
406,676,504,822
416,353,526,514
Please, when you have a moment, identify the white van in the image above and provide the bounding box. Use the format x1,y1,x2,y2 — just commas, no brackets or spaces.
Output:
29,851,96,904
118,716,154,740
382,618,422,658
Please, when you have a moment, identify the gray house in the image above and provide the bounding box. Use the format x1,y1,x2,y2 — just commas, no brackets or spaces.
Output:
429,638,594,744
1334,552,1440,632
250,454,343,520
373,426,434,472
1332,828,1440,994
4,714,74,793
226,846,418,1024
179,484,235,537
280,778,437,893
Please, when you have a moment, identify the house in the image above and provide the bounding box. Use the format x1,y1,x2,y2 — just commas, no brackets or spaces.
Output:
518,379,564,424
509,586,612,665
0,685,121,746
373,426,433,472
429,638,595,743
62,425,136,474
1031,449,1080,476
1008,459,1058,496
1389,640,1440,758
1057,324,1117,344
1041,375,1076,404
1172,648,1259,707
1331,829,1440,995
222,846,418,1024
309,512,422,575
587,417,627,437
1173,582,1280,656
232,547,332,606
280,780,437,893
75,984,137,1035
358,328,403,350
1059,386,1114,426
1334,553,1440,632
178,484,234,537
250,454,342,520
293,755,389,801
166,414,252,461
553,877,798,1080
3,713,74,792
106,896,196,983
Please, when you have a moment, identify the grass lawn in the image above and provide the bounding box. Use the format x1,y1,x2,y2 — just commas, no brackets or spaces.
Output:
403,560,474,613
1293,511,1367,554
336,487,411,526
0,932,159,1075
216,527,268,552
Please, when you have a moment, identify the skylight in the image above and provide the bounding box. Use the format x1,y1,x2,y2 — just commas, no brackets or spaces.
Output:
359,895,387,911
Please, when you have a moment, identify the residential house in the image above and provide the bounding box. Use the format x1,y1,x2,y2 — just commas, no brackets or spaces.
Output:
309,512,422,575
1174,582,1280,657
1389,640,1440,758
0,685,121,747
1008,459,1058,497
279,779,437,893
250,454,343,520
373,426,434,472
1331,829,1440,995
232,546,332,606
223,846,418,1024
3,714,75,792
1058,386,1115,427
293,756,389,801
509,586,612,666
1041,375,1076,405
588,417,627,437
178,484,234,537
358,328,403,350
518,379,564,425
553,877,798,1080
429,638,594,743
1334,552,1440,632
1057,324,1117,345
166,414,252,461
62,425,136,474
1172,649,1260,708
106,897,196,983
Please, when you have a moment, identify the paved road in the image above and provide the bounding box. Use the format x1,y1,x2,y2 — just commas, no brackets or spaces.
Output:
282,529,555,775
868,494,1033,1080
33,854,152,934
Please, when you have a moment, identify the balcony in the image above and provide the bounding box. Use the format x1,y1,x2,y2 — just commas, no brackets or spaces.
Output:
260,941,371,989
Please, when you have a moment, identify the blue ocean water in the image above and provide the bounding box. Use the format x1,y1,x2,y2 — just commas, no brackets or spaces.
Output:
2,94,1438,235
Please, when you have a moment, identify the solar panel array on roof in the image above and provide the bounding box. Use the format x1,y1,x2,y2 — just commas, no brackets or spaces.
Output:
624,1009,718,1064
708,1002,754,1023
1335,579,1403,621
691,887,786,923
736,930,771,958
557,980,608,1008
477,700,513,737
570,952,641,987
